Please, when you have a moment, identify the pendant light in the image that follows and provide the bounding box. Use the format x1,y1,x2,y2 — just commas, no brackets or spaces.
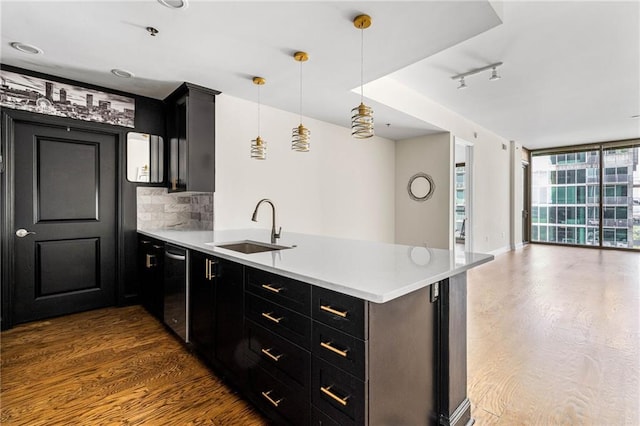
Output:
292,51,310,152
251,77,267,160
351,14,374,139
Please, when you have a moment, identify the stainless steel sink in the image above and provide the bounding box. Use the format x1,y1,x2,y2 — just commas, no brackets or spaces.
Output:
211,240,292,254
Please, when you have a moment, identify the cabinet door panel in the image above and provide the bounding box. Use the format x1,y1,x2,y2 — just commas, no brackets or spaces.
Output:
189,250,215,362
214,258,245,381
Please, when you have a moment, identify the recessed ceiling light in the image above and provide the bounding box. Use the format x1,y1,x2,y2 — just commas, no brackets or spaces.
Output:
157,0,188,9
111,69,134,78
10,42,43,55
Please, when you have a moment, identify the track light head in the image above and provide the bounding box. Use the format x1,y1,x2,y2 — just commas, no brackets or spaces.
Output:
489,67,501,81
457,77,467,89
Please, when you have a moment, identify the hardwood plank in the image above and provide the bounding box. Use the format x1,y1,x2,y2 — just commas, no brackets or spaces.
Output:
467,244,639,425
0,306,267,425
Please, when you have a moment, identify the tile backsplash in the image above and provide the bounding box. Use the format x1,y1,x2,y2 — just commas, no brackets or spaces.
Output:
137,187,213,230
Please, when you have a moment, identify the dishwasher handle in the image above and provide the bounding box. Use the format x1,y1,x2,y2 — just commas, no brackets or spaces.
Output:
165,251,186,261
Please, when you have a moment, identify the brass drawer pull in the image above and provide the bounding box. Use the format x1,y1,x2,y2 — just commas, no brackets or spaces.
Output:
320,385,349,406
320,341,349,358
320,305,348,318
261,348,283,362
261,390,283,407
261,312,284,324
145,254,156,268
261,283,283,293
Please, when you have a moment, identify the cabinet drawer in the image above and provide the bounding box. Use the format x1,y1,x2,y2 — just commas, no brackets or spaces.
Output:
312,358,365,426
246,319,310,390
313,322,366,380
249,366,309,426
247,268,311,315
246,293,311,350
312,287,366,339
312,407,341,426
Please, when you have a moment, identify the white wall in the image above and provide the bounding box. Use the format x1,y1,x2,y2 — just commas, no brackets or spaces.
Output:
395,132,453,249
366,77,514,254
214,94,396,243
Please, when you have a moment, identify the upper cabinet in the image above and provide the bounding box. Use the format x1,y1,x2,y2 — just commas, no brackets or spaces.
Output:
164,83,220,193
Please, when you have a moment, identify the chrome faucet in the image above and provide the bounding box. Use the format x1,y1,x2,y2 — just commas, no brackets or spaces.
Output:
251,199,281,244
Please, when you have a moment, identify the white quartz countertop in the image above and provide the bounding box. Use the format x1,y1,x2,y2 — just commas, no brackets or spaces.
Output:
138,229,493,303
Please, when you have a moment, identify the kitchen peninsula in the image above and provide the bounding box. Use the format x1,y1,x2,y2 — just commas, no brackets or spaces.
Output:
138,228,493,426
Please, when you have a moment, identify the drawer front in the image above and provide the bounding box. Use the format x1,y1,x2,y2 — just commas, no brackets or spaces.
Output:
246,293,311,350
312,358,365,426
313,322,366,380
312,287,366,339
247,268,311,315
249,366,309,426
312,407,341,426
246,319,310,390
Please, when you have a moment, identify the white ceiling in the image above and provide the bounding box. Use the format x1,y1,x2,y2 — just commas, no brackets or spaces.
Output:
1,1,638,149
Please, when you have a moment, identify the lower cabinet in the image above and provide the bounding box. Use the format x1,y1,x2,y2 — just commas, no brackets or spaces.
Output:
189,250,216,362
138,236,164,320
190,250,245,386
140,239,464,426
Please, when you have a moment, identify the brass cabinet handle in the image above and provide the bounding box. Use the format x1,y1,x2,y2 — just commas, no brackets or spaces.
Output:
205,259,218,280
320,341,349,358
261,312,283,324
261,348,283,362
261,390,283,407
320,305,348,318
171,178,177,191
320,385,349,406
261,283,283,293
145,254,156,268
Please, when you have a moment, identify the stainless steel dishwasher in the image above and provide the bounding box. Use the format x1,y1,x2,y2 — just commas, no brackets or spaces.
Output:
163,244,189,342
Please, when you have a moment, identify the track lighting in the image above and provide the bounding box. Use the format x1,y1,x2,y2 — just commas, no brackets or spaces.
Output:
452,62,503,88
489,66,501,81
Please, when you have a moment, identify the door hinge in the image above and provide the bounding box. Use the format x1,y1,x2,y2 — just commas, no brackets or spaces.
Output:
430,282,439,303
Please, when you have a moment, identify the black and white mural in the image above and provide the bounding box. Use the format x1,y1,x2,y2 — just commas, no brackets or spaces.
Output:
0,69,135,128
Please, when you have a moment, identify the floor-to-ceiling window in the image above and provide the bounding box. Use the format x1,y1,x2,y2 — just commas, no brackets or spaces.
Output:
531,142,640,250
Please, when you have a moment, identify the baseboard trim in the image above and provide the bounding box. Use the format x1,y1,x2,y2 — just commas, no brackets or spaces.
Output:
488,245,511,256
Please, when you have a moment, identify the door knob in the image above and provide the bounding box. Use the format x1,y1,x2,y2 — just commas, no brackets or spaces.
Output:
16,229,36,238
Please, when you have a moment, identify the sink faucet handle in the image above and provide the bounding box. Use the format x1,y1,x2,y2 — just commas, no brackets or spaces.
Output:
275,227,282,239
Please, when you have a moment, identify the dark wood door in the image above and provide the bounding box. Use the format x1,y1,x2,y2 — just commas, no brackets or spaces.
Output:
13,122,117,324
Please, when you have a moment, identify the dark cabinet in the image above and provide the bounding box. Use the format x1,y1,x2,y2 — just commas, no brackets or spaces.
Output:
190,250,217,362
138,235,164,320
213,258,245,381
165,82,220,193
190,251,245,385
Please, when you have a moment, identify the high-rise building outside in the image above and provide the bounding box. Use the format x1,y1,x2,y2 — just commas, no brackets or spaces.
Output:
86,93,93,109
531,146,639,249
59,88,66,103
98,100,111,110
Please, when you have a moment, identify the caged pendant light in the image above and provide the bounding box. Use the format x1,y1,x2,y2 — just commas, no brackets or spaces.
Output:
251,77,267,160
292,51,311,152
351,14,374,139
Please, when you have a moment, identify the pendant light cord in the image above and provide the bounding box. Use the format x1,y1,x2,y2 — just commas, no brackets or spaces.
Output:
257,84,261,136
299,59,303,125
360,26,364,102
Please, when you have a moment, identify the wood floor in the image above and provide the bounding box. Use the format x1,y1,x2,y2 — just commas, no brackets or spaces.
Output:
1,244,638,425
467,244,639,425
0,306,267,425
